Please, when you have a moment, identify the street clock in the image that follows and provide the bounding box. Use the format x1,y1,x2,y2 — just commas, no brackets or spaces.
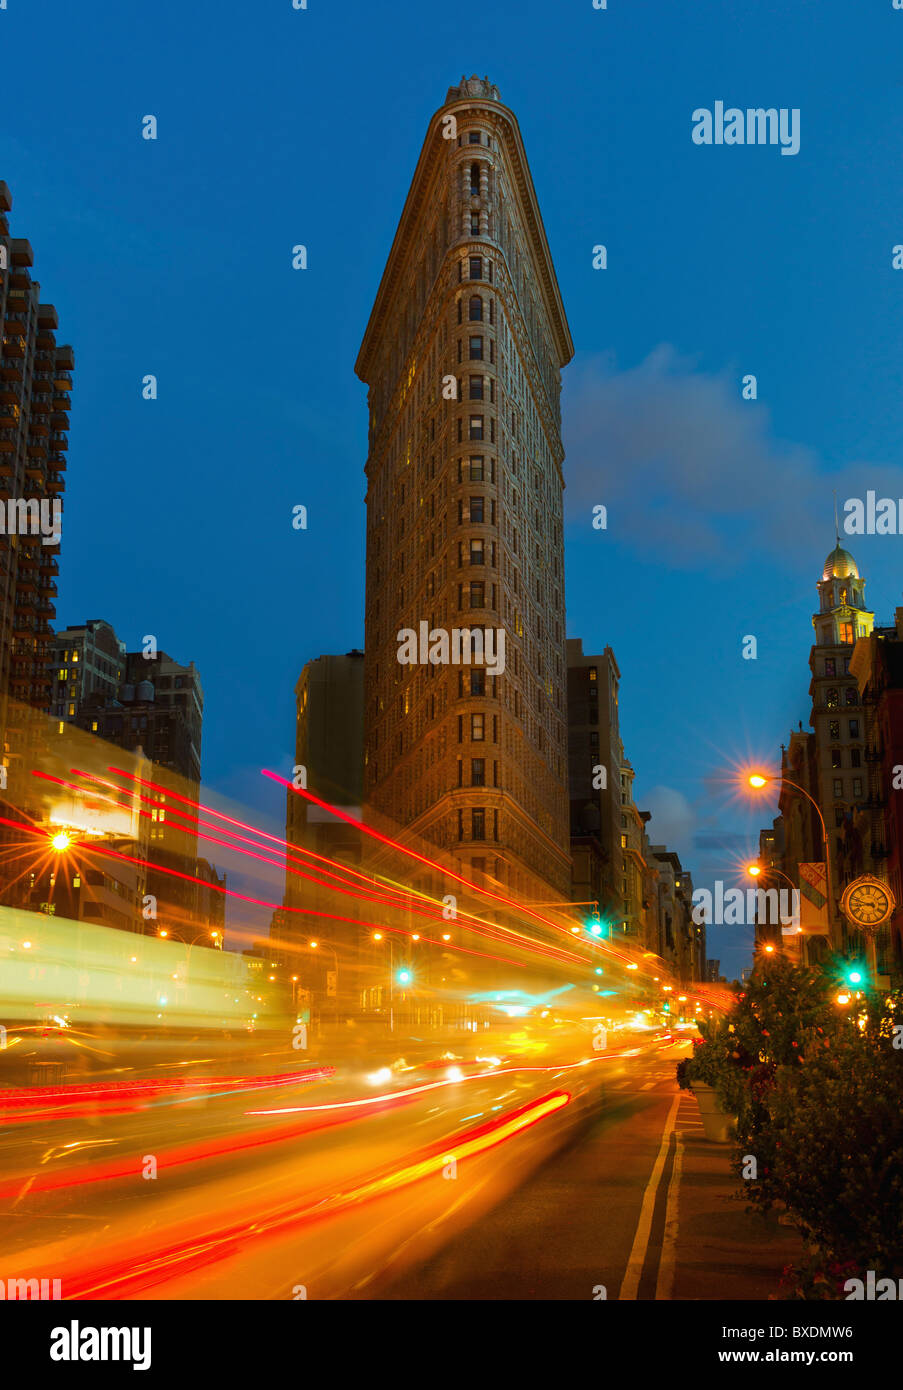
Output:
840,874,895,933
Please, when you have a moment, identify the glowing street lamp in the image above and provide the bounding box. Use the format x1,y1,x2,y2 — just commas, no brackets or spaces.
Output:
50,829,71,852
747,771,835,936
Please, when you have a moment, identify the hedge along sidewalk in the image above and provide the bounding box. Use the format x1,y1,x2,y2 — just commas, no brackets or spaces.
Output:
666,1089,803,1301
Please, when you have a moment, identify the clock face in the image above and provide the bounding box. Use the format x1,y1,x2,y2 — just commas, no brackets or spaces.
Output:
842,877,894,930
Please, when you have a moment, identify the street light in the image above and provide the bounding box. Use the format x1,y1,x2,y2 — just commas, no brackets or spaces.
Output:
50,830,71,852
747,771,836,938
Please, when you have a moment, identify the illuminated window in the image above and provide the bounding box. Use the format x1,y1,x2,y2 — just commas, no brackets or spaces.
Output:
68,703,75,716
826,688,839,708
471,713,485,741
829,721,840,740
91,721,98,732
469,416,483,440
471,808,486,840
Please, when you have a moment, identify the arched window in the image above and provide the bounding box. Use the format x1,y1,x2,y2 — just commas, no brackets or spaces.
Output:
469,296,483,322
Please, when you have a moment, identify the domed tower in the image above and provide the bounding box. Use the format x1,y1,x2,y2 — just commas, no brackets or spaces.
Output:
813,545,872,647
807,540,874,949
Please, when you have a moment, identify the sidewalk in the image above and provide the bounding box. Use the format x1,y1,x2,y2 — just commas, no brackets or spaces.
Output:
670,1089,804,1300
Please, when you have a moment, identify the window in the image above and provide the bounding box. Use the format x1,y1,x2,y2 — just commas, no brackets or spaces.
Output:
469,336,483,360
470,496,484,523
826,688,839,708
469,256,482,280
470,581,485,607
853,778,863,798
468,131,481,145
589,731,599,750
471,713,485,741
824,658,836,676
829,720,840,740
471,669,485,696
471,758,485,787
850,748,861,768
589,667,597,683
840,622,854,644
835,807,845,827
831,749,842,769
848,719,859,738
469,376,484,400
470,165,480,196
469,456,484,481
469,416,483,440
834,779,843,797
472,808,486,840
470,213,480,234
845,686,858,705
470,539,484,565
621,834,628,848
469,296,483,322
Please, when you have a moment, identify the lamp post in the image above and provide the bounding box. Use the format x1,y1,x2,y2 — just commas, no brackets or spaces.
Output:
748,773,836,945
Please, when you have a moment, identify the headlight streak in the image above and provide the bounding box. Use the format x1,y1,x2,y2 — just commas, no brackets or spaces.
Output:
56,1089,572,1301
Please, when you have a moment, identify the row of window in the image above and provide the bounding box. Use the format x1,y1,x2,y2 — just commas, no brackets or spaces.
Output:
457,758,498,788
457,539,497,567
457,295,494,324
457,807,499,842
824,686,858,708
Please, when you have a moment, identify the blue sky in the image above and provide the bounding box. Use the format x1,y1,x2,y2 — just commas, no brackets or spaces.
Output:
2,0,901,976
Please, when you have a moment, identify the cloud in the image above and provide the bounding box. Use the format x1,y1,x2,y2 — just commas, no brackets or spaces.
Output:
562,345,902,570
642,784,697,852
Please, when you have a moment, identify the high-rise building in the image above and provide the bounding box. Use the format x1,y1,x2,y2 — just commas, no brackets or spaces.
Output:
0,182,73,798
280,650,365,1019
74,647,203,787
356,76,573,902
566,639,623,923
50,619,125,722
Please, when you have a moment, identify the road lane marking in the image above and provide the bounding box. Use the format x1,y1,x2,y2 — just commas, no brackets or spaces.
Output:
618,1092,680,1300
654,1130,683,1300
640,1081,655,1090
